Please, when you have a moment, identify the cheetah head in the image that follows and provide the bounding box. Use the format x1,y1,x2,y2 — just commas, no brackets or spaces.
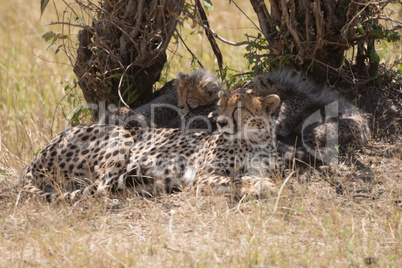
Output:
176,70,221,113
215,89,280,144
253,75,286,96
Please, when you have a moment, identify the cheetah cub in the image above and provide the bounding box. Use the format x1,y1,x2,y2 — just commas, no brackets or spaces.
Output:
253,70,370,163
108,70,222,130
173,70,221,131
176,70,221,113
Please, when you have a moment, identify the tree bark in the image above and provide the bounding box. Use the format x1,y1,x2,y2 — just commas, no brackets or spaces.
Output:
73,0,185,120
249,0,386,84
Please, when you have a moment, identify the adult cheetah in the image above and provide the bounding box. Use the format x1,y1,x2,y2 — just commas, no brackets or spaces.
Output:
21,89,280,202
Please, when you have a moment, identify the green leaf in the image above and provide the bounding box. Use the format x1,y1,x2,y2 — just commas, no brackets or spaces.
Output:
47,43,56,50
397,63,402,72
73,17,83,25
204,0,213,11
40,0,50,18
42,31,56,42
55,45,63,54
372,30,383,39
357,24,364,34
109,73,123,78
51,34,67,44
128,91,140,105
385,31,400,42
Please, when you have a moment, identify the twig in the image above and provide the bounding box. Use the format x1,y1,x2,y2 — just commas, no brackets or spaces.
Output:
350,0,397,6
268,0,281,23
341,0,375,38
195,0,223,77
50,79,77,136
236,194,246,216
363,15,402,26
312,0,325,58
263,171,294,227
175,30,204,69
230,0,260,31
15,190,22,208
117,62,136,109
280,0,305,54
46,21,86,29
51,0,59,21
249,0,276,41
182,8,251,47
106,19,140,53
165,245,193,254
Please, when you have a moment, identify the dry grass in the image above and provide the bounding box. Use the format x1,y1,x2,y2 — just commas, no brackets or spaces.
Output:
0,0,401,267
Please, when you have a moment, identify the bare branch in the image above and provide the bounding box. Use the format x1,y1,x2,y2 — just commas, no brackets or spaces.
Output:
268,0,282,23
280,0,305,54
341,0,375,38
230,0,260,31
175,30,204,69
182,8,251,47
46,21,87,29
312,0,325,57
195,0,223,75
249,0,277,41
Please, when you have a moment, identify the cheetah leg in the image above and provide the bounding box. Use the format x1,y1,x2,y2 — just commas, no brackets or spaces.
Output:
20,171,56,202
21,170,127,203
193,174,275,198
45,172,128,203
21,179,54,202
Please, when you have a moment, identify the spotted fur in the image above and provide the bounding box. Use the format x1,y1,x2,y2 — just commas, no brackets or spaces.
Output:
253,70,370,162
21,90,280,202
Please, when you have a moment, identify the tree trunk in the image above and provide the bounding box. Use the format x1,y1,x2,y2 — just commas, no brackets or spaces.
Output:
249,0,384,84
73,0,185,120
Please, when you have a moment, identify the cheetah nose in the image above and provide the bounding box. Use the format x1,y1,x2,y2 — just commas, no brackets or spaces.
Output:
216,117,229,128
178,105,184,109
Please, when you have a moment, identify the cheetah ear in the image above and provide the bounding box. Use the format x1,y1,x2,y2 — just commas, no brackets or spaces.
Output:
254,75,273,93
218,90,225,98
206,82,221,96
261,94,280,115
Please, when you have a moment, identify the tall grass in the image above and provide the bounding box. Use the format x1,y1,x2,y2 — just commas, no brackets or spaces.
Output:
0,1,400,267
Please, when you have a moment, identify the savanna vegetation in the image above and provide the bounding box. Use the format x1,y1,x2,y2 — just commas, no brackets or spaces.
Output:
0,0,401,266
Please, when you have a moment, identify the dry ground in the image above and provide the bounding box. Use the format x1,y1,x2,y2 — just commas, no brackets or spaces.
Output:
0,0,401,267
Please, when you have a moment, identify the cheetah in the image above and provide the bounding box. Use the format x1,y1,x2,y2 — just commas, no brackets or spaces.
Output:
134,69,221,131
21,124,134,202
105,70,222,130
100,106,153,128
253,70,370,163
174,70,221,131
134,82,179,128
176,70,221,113
21,89,280,202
